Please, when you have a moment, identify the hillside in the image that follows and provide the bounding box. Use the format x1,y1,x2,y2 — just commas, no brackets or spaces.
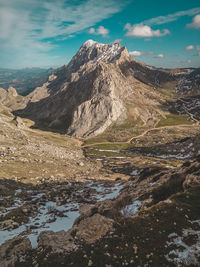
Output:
0,40,200,267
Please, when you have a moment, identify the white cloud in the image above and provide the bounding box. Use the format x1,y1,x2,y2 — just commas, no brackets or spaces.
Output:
156,54,164,58
125,23,170,38
129,51,142,56
89,26,109,36
98,26,109,36
186,14,200,29
89,28,95,34
0,0,125,67
185,45,195,51
143,8,200,26
185,45,200,52
113,39,122,43
129,50,154,56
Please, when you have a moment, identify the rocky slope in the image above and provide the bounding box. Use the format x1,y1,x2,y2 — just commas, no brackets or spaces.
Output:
15,40,166,138
0,154,199,266
14,40,199,139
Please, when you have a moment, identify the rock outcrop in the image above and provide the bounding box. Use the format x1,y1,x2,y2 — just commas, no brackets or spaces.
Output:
0,236,31,267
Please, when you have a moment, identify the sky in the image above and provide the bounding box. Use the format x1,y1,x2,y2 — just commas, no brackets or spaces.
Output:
0,0,200,69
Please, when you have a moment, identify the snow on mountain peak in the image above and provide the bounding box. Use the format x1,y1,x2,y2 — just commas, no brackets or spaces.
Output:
82,40,98,48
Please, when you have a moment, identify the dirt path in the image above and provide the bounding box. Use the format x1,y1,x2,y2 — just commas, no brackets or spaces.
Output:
82,124,197,148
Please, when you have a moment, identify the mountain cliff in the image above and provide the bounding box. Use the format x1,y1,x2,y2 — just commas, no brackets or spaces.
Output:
15,40,200,138
16,40,165,137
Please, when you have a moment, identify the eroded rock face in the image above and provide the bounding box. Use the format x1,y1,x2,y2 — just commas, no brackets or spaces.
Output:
7,86,18,98
0,236,31,267
16,40,164,137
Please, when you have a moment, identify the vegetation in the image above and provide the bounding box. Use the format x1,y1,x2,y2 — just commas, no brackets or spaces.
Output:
157,113,193,127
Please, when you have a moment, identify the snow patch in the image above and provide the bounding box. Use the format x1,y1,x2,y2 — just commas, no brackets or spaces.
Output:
120,200,142,217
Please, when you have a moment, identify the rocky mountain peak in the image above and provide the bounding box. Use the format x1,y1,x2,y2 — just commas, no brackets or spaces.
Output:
66,40,127,74
81,39,100,48
7,86,18,97
17,39,200,138
15,40,166,137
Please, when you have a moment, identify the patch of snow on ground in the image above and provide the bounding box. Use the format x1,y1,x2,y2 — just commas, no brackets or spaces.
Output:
120,200,142,217
0,181,124,248
130,170,139,176
165,220,200,266
0,201,80,248
90,182,124,202
146,152,193,160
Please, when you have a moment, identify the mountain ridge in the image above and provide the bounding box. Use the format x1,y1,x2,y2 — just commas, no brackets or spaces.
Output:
14,40,166,137
2,39,199,138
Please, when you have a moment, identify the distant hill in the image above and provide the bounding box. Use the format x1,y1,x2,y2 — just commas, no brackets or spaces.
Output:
0,67,54,96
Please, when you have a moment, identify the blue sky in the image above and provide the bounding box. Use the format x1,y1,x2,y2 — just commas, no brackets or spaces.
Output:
0,0,200,69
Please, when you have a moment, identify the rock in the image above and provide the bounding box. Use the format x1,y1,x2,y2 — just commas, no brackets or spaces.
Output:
183,173,200,190
7,86,18,97
79,204,93,217
0,185,7,191
0,207,7,213
38,230,77,253
75,213,113,244
22,208,29,213
88,259,93,266
0,236,31,267
0,220,19,230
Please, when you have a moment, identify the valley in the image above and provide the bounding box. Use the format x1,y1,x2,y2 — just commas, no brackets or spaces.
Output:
0,40,200,266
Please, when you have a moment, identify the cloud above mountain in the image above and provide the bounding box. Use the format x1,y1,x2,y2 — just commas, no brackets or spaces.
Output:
143,8,200,26
186,14,200,29
125,24,170,38
0,0,125,67
129,51,154,56
89,26,109,36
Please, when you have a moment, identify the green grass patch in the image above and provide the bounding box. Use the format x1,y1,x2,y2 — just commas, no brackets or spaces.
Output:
157,113,193,127
84,134,110,145
92,143,130,151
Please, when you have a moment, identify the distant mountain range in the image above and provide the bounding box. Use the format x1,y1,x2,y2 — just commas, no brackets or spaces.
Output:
0,67,54,96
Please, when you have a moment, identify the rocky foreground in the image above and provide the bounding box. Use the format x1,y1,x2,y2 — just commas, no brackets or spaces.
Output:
0,150,200,266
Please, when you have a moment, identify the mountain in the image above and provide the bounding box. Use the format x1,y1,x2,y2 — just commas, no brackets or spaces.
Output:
15,40,199,139
15,40,167,137
6,40,200,139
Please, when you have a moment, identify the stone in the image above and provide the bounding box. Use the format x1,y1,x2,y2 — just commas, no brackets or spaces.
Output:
0,236,31,267
38,230,77,253
75,213,113,244
88,259,93,266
